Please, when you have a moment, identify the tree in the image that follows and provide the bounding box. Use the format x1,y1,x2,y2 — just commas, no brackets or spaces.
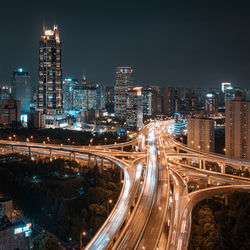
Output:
33,234,63,250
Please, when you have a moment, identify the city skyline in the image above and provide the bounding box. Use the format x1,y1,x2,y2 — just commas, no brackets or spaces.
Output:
0,0,250,88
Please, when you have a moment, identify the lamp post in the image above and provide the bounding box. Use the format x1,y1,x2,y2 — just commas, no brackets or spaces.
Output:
80,231,86,249
107,199,112,216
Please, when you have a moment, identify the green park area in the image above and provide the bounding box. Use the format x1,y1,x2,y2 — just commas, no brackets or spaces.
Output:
0,156,122,247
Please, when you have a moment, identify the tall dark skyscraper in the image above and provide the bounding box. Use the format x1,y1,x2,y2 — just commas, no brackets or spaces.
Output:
37,25,63,117
11,68,30,114
114,66,133,117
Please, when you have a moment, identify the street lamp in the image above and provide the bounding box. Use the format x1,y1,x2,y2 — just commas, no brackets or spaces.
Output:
80,231,87,249
107,199,112,216
30,136,33,142
104,138,107,145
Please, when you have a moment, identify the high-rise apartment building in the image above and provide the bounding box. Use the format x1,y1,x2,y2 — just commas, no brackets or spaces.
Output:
126,87,143,131
11,68,30,114
225,92,250,161
37,25,63,116
187,117,215,152
114,66,133,117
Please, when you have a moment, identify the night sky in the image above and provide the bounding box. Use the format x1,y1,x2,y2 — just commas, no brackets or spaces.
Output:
0,0,250,88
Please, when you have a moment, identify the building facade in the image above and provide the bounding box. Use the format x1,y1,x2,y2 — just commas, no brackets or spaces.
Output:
225,92,250,160
126,87,143,131
114,66,133,117
187,117,215,152
37,25,63,117
11,68,31,114
204,92,218,117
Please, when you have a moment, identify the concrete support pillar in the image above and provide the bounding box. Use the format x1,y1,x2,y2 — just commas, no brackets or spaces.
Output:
69,153,71,161
187,158,191,166
207,175,212,185
177,147,180,153
121,146,124,151
12,145,14,153
88,155,91,167
94,156,97,166
199,160,203,169
220,163,225,174
224,194,229,206
73,153,76,161
28,147,31,158
100,158,104,174
49,149,52,161
111,162,115,170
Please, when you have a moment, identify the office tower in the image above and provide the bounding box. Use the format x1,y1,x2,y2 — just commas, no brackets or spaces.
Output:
204,92,218,117
37,25,63,116
142,87,155,119
63,78,79,111
83,82,104,111
225,92,250,160
105,86,114,114
126,87,143,131
114,66,133,116
187,117,215,152
163,87,179,117
11,68,31,114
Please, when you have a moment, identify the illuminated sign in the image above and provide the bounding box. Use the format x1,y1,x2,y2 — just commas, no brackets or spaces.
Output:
45,30,53,36
206,93,214,98
14,223,32,235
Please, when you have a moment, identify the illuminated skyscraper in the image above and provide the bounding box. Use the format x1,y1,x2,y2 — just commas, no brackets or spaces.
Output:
114,66,133,117
11,68,30,114
37,25,63,117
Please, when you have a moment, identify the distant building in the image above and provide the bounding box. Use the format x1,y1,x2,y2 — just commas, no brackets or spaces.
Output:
83,82,104,111
11,68,31,114
205,92,218,117
0,86,10,106
187,117,215,152
63,78,79,111
126,87,143,131
221,82,234,105
141,86,157,119
104,86,114,114
225,92,250,161
163,87,179,117
0,97,21,126
114,66,133,117
173,113,187,135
